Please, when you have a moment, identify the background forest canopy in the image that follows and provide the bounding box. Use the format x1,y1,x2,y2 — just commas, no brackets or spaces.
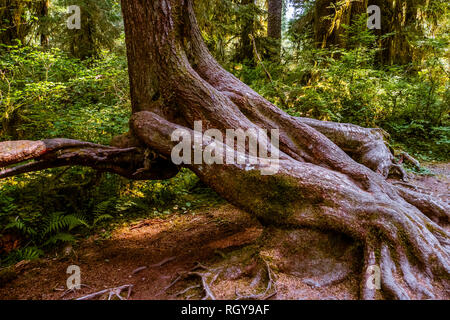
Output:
0,0,448,265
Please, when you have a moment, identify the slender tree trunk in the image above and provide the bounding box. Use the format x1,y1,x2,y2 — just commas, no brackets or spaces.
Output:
236,0,255,64
1,0,449,299
39,0,49,47
267,0,282,59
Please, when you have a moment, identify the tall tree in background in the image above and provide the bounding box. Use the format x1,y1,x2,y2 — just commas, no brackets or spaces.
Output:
291,0,445,65
38,0,49,47
56,0,123,59
0,0,449,300
0,0,51,46
0,0,36,45
236,0,256,63
267,0,283,59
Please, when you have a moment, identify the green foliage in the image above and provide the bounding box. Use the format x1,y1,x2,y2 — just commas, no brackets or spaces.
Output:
4,247,43,264
0,165,219,266
233,13,449,160
195,0,275,65
0,44,216,266
51,0,124,59
0,45,130,142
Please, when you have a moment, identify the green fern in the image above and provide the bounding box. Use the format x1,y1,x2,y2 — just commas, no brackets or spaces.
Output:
4,218,37,236
42,212,89,236
44,233,76,245
93,214,113,226
6,247,43,263
93,200,114,216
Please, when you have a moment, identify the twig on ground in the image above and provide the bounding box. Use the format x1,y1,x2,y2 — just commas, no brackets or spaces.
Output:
131,266,147,275
175,285,202,297
149,256,176,268
75,284,133,300
60,284,92,298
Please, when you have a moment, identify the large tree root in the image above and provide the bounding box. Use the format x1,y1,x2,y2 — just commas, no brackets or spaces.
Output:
131,110,450,300
180,1,401,180
0,139,178,180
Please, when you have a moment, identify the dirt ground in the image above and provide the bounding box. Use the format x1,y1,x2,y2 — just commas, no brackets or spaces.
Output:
0,163,448,300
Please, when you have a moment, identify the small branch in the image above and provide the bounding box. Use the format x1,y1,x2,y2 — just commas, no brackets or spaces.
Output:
131,266,147,275
60,284,92,298
148,256,177,268
76,284,133,300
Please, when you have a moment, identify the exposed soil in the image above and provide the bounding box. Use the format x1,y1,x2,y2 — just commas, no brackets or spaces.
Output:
0,163,448,300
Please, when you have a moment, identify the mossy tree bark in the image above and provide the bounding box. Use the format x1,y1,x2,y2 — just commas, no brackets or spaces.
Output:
1,0,449,299
267,0,282,59
0,0,50,46
0,0,33,45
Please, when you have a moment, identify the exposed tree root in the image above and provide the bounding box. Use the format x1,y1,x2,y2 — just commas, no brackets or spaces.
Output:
75,284,133,300
399,152,421,169
60,284,92,299
167,255,278,301
164,262,222,300
149,256,177,268
235,260,277,300
395,185,450,224
0,139,178,180
174,285,202,297
131,110,450,300
188,271,219,300
131,266,147,275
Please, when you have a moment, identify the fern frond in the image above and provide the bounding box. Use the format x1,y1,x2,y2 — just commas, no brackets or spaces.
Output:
44,233,76,245
4,218,37,236
6,247,43,263
93,214,113,226
42,212,89,235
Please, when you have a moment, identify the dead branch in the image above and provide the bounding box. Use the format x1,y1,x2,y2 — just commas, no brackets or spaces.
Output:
75,284,133,300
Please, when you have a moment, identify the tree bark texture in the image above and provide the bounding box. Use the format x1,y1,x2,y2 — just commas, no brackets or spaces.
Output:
267,0,282,59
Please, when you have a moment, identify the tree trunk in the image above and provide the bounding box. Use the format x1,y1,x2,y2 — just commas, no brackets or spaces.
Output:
1,0,449,299
39,0,49,47
294,0,429,65
236,0,256,64
267,0,282,59
0,0,31,45
311,0,366,48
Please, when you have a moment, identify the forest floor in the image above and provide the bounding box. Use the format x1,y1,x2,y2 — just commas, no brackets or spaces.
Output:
0,163,448,300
